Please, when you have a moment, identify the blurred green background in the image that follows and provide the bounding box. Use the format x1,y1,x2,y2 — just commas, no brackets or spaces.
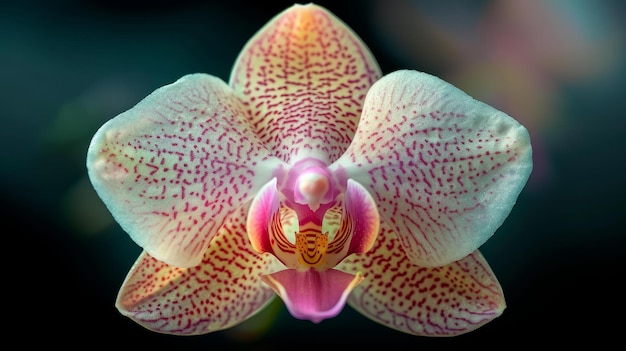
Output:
3,0,624,348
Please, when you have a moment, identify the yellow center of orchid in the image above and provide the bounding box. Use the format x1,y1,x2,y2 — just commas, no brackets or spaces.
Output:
295,225,329,268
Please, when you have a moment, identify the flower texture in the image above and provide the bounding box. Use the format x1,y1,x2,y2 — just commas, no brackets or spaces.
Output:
87,3,532,337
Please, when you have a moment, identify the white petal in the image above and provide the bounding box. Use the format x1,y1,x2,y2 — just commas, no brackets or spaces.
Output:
331,70,532,266
87,73,285,267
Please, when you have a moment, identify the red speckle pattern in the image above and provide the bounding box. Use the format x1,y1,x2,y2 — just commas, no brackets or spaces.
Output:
338,222,505,336
116,205,281,335
230,4,381,164
88,75,281,267
336,70,532,266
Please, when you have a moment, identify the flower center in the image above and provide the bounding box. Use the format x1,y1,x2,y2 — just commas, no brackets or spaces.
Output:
295,222,329,268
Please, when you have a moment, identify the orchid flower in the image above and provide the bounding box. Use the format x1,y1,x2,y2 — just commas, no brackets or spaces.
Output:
87,3,532,337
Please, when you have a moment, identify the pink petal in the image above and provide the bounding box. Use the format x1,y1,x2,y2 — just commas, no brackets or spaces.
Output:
87,73,285,267
342,179,380,254
116,204,283,335
324,179,380,267
246,178,280,254
331,70,532,267
338,222,505,336
261,268,363,324
230,3,382,165
246,178,299,268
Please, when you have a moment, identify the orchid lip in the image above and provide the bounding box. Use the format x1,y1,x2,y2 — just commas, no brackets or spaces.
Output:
261,268,364,324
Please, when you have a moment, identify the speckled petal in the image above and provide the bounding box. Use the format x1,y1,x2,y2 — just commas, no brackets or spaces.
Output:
337,222,505,336
116,204,283,335
331,70,532,267
87,73,285,267
230,3,381,164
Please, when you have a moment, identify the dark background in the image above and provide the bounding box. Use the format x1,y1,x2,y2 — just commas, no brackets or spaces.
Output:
3,0,624,348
